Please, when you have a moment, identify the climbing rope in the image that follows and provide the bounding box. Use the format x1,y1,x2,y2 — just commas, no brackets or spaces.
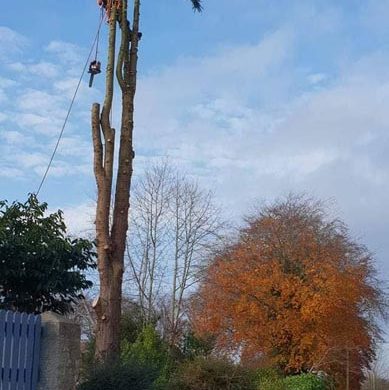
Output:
36,12,105,196
94,8,103,61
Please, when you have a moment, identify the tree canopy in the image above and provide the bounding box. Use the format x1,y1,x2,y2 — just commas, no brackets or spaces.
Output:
0,194,96,314
192,196,386,388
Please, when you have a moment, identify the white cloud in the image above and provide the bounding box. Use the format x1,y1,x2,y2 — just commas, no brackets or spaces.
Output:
8,61,59,78
17,152,48,168
53,78,96,102
0,26,27,60
0,89,6,103
18,89,63,112
61,202,95,236
0,34,102,181
307,73,327,85
56,136,91,158
45,40,84,65
0,77,17,88
34,163,91,177
1,130,29,145
17,113,64,135
10,89,69,136
0,166,24,178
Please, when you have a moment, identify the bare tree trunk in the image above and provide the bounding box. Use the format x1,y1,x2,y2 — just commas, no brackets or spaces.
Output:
126,162,172,321
125,162,224,345
169,179,221,345
92,0,141,361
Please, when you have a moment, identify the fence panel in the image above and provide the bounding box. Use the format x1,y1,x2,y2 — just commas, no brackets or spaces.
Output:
18,313,29,389
30,315,41,388
10,312,21,389
3,311,13,387
0,310,6,384
0,310,41,390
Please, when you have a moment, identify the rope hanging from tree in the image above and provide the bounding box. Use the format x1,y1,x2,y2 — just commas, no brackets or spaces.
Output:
36,12,105,195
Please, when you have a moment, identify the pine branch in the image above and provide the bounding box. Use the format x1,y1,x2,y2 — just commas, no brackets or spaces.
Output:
190,0,203,12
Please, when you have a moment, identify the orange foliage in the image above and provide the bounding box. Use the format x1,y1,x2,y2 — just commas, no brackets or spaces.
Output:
192,197,385,388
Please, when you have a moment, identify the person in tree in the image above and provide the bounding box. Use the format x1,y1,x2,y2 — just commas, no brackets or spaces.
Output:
97,0,108,9
97,0,122,20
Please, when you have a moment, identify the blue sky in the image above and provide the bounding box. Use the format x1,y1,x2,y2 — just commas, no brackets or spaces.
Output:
1,1,389,344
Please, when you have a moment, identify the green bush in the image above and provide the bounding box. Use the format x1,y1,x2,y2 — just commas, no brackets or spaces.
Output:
254,368,286,390
78,318,328,390
77,361,158,390
79,338,96,381
168,357,257,390
253,369,328,390
79,325,172,390
283,373,327,390
122,325,168,365
122,325,174,388
120,303,147,345
181,331,215,360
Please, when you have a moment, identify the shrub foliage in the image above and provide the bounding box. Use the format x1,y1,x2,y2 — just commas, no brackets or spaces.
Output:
0,195,95,314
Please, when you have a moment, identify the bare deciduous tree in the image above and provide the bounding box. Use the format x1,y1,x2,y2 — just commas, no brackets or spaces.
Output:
125,161,224,344
126,163,172,322
69,295,97,341
169,175,222,344
362,346,389,390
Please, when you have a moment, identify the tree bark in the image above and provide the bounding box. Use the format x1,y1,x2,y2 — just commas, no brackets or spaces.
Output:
92,0,141,361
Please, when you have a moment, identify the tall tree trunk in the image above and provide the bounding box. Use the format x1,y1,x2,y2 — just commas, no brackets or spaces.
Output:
92,0,141,361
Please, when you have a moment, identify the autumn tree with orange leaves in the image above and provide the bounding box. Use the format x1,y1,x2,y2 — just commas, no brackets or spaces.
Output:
192,196,387,389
